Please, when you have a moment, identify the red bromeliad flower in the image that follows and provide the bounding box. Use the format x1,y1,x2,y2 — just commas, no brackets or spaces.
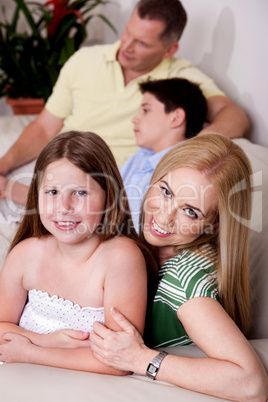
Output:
45,0,84,37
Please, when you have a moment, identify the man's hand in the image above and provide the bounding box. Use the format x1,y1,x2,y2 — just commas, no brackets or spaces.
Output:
0,157,11,177
200,95,250,139
0,178,29,205
0,175,8,199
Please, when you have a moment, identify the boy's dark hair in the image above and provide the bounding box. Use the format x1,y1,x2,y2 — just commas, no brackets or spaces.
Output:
139,78,207,138
136,0,187,44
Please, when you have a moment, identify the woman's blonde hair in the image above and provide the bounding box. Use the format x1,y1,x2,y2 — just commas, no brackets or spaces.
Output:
141,134,252,334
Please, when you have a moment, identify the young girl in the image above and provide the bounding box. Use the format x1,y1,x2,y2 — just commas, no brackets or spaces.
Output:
0,130,156,374
90,134,268,400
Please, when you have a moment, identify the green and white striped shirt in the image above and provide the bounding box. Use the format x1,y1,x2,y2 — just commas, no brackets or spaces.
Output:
146,244,218,348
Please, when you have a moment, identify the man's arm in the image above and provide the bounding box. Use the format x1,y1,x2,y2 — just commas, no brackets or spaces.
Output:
199,95,250,139
0,177,28,205
0,109,64,176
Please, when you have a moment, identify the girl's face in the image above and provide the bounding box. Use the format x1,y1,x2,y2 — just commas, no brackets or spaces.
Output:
38,158,106,245
143,167,218,253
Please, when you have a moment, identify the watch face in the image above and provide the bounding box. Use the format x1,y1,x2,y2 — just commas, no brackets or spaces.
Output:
148,364,157,375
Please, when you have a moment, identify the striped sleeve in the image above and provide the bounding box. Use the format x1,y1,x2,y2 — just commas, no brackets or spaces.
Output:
158,245,218,310
146,245,219,347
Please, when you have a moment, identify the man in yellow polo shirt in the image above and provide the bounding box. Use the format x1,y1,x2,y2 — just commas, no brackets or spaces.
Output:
0,0,249,202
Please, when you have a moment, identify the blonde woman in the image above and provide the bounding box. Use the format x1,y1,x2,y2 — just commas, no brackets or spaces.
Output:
91,134,268,401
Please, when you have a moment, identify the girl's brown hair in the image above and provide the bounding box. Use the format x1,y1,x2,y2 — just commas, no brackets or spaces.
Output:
10,131,158,299
10,131,136,247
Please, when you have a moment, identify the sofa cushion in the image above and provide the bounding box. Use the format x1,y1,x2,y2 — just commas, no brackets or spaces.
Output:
233,138,268,338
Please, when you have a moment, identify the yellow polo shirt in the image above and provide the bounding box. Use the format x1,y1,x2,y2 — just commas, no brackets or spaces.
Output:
45,41,225,166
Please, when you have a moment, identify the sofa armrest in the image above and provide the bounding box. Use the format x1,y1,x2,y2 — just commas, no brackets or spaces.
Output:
0,340,267,402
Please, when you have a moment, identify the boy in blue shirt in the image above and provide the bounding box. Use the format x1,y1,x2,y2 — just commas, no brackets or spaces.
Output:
120,78,207,232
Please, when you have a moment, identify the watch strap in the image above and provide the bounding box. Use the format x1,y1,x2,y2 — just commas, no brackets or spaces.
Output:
146,351,168,380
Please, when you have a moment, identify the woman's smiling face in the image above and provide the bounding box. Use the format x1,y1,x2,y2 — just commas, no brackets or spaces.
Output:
143,167,218,252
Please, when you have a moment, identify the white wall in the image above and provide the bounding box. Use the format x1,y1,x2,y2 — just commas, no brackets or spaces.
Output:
177,0,268,147
1,0,268,146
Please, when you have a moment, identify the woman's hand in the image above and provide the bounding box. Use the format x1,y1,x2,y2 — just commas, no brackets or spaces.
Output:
91,307,153,374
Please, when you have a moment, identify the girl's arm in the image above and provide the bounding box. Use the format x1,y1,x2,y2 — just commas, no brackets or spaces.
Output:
91,300,268,401
0,332,126,375
0,238,148,374
0,243,31,344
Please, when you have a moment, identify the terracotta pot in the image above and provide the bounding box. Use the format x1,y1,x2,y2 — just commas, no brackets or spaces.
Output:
6,97,45,115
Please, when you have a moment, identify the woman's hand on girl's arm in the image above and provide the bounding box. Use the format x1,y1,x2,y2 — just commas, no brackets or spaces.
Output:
91,308,158,374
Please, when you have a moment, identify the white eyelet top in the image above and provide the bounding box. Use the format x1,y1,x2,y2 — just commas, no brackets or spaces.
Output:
19,289,105,334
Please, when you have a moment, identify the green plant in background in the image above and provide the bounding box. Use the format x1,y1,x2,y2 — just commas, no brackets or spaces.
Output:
0,0,116,100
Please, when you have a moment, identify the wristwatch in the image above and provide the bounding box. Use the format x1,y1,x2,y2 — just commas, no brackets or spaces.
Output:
146,351,168,380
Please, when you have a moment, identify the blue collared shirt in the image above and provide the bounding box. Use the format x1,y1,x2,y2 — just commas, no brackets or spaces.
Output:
120,147,174,232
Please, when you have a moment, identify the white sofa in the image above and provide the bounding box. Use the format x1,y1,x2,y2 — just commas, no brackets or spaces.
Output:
0,115,267,401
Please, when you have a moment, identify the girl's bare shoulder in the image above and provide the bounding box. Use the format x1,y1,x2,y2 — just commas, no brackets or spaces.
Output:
0,237,52,279
100,236,146,269
104,236,142,255
7,236,51,262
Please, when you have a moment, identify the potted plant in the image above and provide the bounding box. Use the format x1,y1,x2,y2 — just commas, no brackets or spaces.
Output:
0,0,116,114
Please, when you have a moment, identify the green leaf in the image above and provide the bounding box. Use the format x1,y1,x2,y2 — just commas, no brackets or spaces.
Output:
13,0,40,36
0,0,116,99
